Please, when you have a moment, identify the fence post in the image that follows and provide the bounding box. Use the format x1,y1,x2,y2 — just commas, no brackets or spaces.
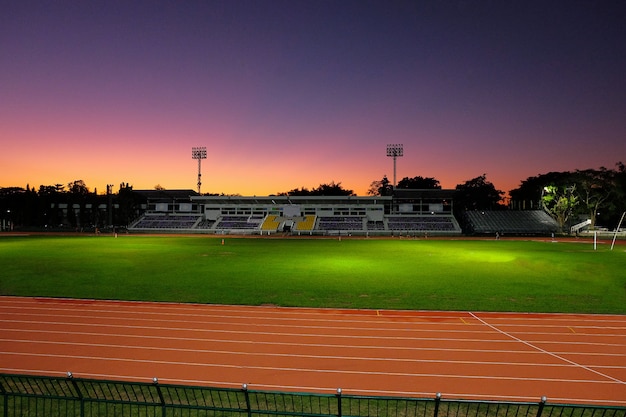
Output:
536,397,547,417
67,372,84,417
153,378,166,417
0,377,7,417
242,384,252,417
433,393,442,417
336,388,342,417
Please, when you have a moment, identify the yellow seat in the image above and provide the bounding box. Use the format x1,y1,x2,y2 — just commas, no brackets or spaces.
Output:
295,215,315,231
261,215,280,230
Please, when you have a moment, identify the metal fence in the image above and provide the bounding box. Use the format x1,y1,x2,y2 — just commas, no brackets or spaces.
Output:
1,373,624,417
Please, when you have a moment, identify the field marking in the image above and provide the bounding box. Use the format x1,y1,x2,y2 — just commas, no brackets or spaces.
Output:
3,296,626,324
1,306,483,327
0,313,626,343
2,352,619,385
0,319,533,343
7,338,623,370
3,303,626,332
3,310,626,336
469,312,626,385
3,317,625,348
3,319,625,353
2,297,625,406
3,329,624,356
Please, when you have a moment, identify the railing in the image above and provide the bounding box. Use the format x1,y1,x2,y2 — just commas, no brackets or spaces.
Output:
1,373,624,417
571,219,592,233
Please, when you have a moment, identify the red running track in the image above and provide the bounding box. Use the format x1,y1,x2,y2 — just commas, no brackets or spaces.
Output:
0,296,625,406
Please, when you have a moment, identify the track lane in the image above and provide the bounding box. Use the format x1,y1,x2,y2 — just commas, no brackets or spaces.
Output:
1,296,625,405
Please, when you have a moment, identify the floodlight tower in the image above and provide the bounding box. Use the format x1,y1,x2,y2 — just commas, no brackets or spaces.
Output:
386,143,403,188
107,184,114,227
191,146,207,194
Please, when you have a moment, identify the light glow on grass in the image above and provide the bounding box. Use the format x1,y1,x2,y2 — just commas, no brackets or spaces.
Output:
0,235,624,314
459,249,517,263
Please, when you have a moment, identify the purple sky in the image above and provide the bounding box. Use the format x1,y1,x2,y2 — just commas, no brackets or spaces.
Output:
2,1,625,196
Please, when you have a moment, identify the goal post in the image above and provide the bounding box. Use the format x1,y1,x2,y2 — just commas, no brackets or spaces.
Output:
610,211,626,251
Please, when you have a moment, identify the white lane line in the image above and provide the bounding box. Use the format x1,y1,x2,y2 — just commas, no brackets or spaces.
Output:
6,339,624,369
4,317,623,346
3,322,626,356
0,305,456,322
2,297,626,325
3,312,626,337
3,326,625,352
469,312,626,385
1,352,621,385
0,299,462,320
0,319,524,343
5,330,621,357
0,316,502,335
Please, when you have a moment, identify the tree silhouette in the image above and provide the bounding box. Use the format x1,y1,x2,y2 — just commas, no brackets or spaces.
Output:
454,174,504,211
367,175,393,196
397,176,441,189
279,182,354,196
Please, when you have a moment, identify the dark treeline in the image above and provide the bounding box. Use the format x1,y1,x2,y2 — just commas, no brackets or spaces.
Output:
0,181,143,232
508,163,626,231
1,163,625,231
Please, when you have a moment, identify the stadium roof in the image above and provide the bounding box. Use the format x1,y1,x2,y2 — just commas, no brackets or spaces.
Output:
190,195,391,205
134,189,198,201
392,189,456,199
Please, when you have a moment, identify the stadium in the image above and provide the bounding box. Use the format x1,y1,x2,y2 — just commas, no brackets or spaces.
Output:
2,156,626,416
3,160,626,416
2,204,626,415
3,0,625,414
126,188,560,237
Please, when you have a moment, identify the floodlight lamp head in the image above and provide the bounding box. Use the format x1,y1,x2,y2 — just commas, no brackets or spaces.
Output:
192,146,207,160
386,143,403,157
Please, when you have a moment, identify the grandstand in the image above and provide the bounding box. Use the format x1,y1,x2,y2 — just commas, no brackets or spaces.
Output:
128,191,463,236
130,214,201,229
127,189,561,236
127,189,202,232
463,210,558,235
387,215,458,232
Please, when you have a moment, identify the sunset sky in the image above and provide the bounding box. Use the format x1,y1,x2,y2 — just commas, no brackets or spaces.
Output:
2,1,625,196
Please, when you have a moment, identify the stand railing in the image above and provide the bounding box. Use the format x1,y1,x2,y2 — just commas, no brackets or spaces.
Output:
1,373,624,417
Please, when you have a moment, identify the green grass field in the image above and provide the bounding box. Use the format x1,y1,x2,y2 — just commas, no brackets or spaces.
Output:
1,235,625,314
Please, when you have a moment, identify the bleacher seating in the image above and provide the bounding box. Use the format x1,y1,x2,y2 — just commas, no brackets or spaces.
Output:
295,215,316,231
366,221,385,231
464,211,558,235
387,216,457,232
196,219,216,229
131,214,200,229
128,213,467,235
317,216,364,231
261,215,281,231
216,216,261,230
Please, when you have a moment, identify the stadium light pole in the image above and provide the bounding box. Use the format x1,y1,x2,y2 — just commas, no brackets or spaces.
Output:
191,147,207,194
107,184,114,227
386,144,403,188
